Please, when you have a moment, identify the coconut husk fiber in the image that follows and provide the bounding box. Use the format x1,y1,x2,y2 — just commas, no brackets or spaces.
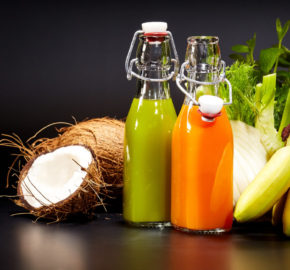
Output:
33,118,124,185
1,117,125,222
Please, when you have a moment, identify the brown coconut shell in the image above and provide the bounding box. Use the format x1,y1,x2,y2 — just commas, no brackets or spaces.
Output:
16,146,104,221
9,117,124,221
32,118,124,184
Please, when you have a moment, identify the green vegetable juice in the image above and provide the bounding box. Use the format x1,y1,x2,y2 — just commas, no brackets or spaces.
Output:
123,97,177,224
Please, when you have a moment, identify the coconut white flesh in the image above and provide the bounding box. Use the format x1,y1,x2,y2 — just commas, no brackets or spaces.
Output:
21,145,93,209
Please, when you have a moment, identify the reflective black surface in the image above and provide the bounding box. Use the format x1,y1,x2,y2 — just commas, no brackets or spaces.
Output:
1,2,290,269
0,198,290,270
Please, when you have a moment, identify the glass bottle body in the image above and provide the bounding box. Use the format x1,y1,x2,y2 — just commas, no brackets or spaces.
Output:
171,104,233,233
171,36,233,233
123,34,177,227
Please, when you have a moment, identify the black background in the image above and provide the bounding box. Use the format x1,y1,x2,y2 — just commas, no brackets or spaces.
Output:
0,3,290,269
0,0,289,193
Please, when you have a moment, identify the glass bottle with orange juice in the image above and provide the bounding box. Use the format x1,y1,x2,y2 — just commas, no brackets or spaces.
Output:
171,36,233,233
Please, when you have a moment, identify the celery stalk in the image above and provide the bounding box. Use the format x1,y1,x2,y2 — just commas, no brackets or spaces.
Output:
278,87,290,135
255,83,263,111
255,73,284,157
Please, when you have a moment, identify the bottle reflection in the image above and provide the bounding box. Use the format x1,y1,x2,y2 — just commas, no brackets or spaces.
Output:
117,226,171,270
169,231,233,270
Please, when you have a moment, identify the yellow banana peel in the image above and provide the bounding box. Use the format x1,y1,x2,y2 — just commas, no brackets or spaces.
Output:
272,190,288,226
283,189,290,236
234,146,290,223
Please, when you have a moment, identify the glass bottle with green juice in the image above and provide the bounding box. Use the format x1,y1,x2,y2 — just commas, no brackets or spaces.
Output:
123,22,179,227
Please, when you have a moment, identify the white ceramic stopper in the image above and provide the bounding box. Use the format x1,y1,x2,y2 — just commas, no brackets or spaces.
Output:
142,22,168,33
198,95,224,115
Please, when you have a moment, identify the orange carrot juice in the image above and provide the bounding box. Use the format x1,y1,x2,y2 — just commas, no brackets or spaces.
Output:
171,104,233,232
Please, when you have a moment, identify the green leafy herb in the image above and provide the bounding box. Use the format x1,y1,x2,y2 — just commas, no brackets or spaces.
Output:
221,62,258,126
246,33,256,64
232,45,249,53
228,18,290,134
230,19,290,75
230,33,256,65
273,18,290,73
276,19,290,43
229,53,245,62
259,48,283,74
277,70,290,80
279,46,290,67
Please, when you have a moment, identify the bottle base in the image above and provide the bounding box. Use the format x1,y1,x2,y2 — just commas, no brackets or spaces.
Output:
125,220,171,229
172,224,231,234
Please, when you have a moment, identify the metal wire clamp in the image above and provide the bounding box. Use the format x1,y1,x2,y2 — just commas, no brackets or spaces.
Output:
125,30,179,82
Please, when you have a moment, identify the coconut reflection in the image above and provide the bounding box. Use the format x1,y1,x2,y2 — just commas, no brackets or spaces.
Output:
16,223,87,270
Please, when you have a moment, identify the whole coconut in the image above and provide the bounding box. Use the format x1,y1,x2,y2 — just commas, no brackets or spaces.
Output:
1,118,124,221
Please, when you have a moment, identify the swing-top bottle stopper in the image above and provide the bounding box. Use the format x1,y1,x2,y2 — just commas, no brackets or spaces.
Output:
141,22,168,33
198,95,224,122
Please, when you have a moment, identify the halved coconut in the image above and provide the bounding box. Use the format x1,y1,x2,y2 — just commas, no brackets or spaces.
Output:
20,145,94,209
17,145,104,220
2,117,125,221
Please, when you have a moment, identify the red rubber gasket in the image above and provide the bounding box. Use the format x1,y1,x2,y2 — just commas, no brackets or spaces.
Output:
143,32,168,37
144,32,168,42
198,109,222,120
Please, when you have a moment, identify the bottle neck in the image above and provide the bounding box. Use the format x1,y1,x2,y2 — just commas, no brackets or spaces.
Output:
135,34,171,100
136,70,170,100
183,69,220,105
183,36,221,106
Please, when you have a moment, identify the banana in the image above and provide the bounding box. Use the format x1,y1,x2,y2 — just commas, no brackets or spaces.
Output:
272,190,288,226
283,189,290,236
234,146,290,223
